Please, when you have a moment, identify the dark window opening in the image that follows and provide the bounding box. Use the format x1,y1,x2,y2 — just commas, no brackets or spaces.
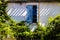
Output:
32,5,37,23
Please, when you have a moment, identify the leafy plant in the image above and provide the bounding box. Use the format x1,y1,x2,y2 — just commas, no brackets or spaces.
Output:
44,14,60,40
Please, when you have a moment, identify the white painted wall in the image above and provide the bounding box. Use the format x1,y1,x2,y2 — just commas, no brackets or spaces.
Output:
6,3,60,25
6,3,38,22
6,3,27,22
39,3,60,26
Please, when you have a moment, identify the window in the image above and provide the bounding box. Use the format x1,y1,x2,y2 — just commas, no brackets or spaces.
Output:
26,5,37,23
32,5,37,23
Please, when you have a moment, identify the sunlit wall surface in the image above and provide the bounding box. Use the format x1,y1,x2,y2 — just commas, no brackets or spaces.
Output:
6,3,27,22
6,3,60,25
39,3,60,25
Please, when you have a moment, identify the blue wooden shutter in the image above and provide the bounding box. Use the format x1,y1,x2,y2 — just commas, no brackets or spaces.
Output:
26,5,33,23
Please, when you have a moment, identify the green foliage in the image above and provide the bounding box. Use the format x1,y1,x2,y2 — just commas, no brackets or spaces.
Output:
0,0,60,40
0,0,16,38
16,21,25,26
44,14,60,40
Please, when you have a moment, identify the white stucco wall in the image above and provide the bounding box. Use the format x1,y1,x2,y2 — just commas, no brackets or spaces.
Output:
6,3,27,22
6,3,38,22
39,3,60,26
6,3,60,25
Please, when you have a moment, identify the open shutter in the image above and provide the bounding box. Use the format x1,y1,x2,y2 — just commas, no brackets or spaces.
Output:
26,5,37,23
26,5,33,23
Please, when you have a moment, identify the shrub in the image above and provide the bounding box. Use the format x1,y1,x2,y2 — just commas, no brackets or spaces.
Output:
44,14,60,40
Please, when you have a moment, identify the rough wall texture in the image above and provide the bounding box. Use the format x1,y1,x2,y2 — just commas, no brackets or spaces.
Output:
6,3,60,25
39,3,60,25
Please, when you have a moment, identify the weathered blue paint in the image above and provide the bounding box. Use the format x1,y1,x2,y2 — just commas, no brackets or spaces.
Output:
26,5,33,23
